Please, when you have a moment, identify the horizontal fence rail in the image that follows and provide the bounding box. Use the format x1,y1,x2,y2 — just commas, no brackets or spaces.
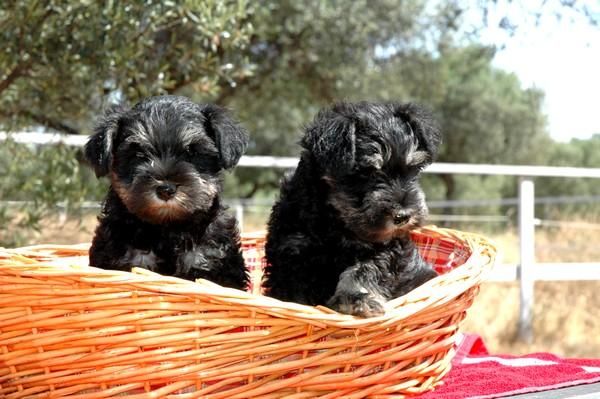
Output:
488,263,600,282
2,131,600,342
4,131,600,178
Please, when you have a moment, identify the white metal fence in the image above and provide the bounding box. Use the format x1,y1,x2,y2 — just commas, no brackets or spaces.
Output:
3,131,600,342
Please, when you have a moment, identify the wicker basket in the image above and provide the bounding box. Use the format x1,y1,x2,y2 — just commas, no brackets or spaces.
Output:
0,226,496,398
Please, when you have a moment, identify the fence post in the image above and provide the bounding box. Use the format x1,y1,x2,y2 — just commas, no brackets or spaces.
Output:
518,177,535,343
235,204,244,233
58,201,68,224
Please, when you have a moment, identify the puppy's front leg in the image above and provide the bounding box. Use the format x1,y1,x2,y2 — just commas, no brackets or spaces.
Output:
89,220,162,272
176,245,224,281
119,247,161,272
175,242,247,290
327,263,389,317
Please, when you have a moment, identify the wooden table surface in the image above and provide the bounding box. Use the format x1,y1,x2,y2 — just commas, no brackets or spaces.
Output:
502,382,600,398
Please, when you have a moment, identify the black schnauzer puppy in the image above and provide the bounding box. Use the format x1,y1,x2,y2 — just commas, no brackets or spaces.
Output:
84,95,249,290
263,101,441,317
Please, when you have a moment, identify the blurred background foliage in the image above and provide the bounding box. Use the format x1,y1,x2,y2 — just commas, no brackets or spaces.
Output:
0,0,599,246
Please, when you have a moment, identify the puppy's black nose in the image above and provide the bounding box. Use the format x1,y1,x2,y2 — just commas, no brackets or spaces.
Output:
393,212,411,225
156,183,177,201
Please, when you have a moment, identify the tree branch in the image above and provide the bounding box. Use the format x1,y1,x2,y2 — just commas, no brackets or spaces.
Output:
19,110,81,135
0,6,56,94
0,61,32,94
243,180,279,199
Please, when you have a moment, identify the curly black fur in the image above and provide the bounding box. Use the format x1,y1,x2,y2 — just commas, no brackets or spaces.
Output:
84,95,249,290
263,101,442,317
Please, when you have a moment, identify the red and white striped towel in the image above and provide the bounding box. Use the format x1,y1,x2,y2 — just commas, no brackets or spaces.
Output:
416,334,600,399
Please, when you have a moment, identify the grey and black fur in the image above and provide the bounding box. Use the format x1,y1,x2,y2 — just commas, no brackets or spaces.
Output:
263,101,441,317
84,95,249,290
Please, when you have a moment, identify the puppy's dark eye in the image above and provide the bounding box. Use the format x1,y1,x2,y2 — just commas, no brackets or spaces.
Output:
185,146,220,173
408,165,425,177
132,146,145,157
184,145,200,161
127,144,147,161
117,142,145,161
355,167,377,179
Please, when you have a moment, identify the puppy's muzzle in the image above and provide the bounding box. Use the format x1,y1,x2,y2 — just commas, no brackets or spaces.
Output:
156,183,177,201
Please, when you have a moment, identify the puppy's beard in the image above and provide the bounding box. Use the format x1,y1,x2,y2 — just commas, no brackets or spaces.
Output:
111,173,218,224
139,193,194,224
328,191,426,243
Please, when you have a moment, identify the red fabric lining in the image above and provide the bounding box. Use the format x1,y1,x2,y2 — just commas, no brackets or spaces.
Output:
242,230,472,295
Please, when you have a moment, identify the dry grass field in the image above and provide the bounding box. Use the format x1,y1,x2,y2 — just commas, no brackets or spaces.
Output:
463,223,600,358
6,210,600,358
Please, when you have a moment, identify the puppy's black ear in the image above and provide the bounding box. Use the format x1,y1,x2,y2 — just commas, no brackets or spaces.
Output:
201,104,249,170
84,104,128,177
302,110,356,174
394,103,441,166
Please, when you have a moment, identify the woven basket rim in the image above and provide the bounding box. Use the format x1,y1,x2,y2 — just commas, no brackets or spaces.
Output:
0,226,497,329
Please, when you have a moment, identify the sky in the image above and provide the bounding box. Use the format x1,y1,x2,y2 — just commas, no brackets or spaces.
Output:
472,2,600,142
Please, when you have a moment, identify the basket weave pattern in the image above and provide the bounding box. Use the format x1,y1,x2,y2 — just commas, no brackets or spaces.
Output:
0,226,496,398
